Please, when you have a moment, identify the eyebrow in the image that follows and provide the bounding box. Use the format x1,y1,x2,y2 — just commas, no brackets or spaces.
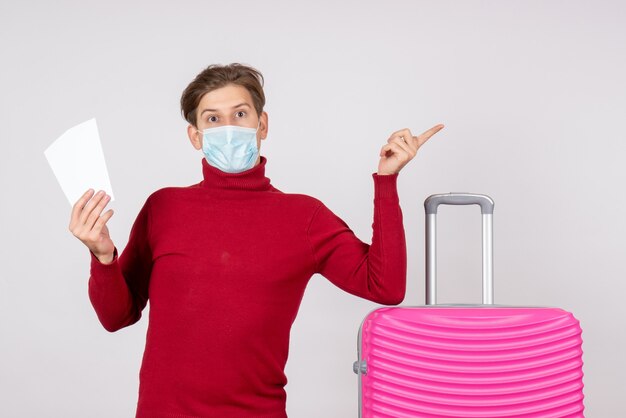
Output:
200,103,251,115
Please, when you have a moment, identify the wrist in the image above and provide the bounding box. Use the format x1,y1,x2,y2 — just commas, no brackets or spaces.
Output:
94,251,115,265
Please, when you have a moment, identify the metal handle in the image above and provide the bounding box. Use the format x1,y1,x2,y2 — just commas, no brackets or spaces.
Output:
424,193,495,305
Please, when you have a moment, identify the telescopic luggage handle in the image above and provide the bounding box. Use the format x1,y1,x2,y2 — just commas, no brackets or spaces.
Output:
424,193,495,306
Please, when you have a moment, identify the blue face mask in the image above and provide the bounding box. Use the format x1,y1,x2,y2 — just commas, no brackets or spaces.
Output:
199,122,260,173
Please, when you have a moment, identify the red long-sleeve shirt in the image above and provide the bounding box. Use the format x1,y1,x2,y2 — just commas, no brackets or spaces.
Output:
88,155,407,418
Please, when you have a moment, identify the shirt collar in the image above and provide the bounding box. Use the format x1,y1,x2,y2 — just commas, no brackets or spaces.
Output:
200,155,272,192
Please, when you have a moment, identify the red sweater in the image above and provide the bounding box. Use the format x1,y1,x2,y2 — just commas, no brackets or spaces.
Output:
88,155,407,418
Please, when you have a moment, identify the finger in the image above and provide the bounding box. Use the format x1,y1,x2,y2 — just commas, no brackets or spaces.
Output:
389,137,415,157
85,194,112,231
404,135,419,154
389,128,418,153
388,127,414,140
414,124,444,148
380,142,410,161
92,209,114,236
78,191,106,226
380,142,400,156
387,128,413,143
388,133,418,154
70,189,95,229
380,143,394,157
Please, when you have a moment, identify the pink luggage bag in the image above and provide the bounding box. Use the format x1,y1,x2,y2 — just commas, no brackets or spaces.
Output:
354,193,584,417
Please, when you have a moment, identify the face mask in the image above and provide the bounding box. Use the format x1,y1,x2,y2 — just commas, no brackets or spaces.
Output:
199,122,260,173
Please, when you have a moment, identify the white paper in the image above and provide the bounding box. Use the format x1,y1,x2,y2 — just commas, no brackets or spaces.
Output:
44,118,115,206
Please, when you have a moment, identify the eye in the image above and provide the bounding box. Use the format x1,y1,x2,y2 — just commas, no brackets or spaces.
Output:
236,111,246,118
207,115,218,123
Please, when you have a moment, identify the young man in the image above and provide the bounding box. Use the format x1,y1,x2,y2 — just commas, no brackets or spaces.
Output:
70,63,443,418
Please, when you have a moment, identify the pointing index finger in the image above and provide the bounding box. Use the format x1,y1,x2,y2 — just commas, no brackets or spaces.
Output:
414,124,444,146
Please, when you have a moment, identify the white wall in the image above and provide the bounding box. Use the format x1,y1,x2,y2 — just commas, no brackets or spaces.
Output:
1,0,624,416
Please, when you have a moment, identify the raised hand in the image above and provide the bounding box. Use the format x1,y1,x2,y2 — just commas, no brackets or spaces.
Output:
377,124,444,175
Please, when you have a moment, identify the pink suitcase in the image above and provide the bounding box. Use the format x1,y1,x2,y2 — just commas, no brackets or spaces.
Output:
354,193,585,417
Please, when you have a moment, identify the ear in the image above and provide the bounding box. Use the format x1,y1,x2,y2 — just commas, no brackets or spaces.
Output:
259,111,268,141
188,124,202,150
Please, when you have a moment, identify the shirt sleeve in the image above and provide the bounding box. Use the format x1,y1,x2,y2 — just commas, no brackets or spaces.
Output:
87,197,153,332
306,173,407,305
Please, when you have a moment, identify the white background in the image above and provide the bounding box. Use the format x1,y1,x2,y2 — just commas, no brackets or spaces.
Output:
1,0,625,416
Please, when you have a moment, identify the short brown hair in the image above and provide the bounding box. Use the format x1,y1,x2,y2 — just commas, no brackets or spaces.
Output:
180,63,266,127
